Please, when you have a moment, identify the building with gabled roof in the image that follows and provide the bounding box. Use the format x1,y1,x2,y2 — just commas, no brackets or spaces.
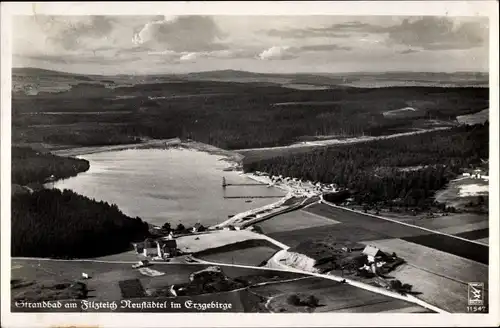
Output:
363,245,384,263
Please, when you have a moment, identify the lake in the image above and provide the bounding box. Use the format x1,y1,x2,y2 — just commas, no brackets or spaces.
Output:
51,148,285,227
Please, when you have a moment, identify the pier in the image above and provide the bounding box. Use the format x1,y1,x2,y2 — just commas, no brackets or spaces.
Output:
223,195,284,199
222,177,266,188
224,183,265,186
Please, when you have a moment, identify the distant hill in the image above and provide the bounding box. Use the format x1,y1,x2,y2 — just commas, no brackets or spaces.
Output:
12,67,489,90
12,67,95,80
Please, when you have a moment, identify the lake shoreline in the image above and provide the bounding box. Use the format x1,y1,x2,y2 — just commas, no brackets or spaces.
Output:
51,138,245,170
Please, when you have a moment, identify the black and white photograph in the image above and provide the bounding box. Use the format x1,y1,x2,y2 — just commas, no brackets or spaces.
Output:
1,1,498,327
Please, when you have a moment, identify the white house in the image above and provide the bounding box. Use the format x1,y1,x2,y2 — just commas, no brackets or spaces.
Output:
143,247,158,257
143,242,160,257
363,245,383,263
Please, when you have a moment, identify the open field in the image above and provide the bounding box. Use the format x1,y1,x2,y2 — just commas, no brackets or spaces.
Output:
435,177,489,210
257,210,338,234
176,230,262,253
456,108,489,125
268,224,388,249
476,237,489,245
401,234,488,265
379,212,489,237
388,264,487,313
11,259,305,304
304,204,489,264
454,228,489,240
252,276,429,313
194,239,281,266
93,251,146,262
357,238,488,289
435,221,489,235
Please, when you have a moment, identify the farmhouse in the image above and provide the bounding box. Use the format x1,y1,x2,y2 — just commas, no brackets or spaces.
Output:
143,245,159,257
363,245,384,263
142,238,158,257
159,239,179,258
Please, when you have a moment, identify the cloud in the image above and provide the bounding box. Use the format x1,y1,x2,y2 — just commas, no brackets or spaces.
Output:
258,43,351,60
258,46,298,60
16,53,141,65
263,17,488,51
133,16,227,52
178,49,256,62
384,17,488,50
267,28,349,39
300,44,351,51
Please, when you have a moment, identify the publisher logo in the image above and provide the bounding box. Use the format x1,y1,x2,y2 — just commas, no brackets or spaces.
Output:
468,282,484,306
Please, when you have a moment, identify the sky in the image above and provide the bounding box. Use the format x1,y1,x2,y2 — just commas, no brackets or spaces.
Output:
12,15,490,75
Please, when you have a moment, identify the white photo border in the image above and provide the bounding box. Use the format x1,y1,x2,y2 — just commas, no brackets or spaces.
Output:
1,1,498,327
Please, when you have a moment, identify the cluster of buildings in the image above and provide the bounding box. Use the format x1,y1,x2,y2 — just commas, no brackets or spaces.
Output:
133,235,179,260
462,168,489,181
262,172,337,196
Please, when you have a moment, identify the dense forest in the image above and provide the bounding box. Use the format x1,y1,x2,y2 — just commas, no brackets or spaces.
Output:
12,189,149,258
11,146,150,258
12,146,90,185
243,124,489,209
12,82,488,149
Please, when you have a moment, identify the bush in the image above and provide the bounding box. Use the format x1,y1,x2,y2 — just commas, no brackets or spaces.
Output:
162,222,172,232
287,294,301,306
304,295,320,307
287,293,320,307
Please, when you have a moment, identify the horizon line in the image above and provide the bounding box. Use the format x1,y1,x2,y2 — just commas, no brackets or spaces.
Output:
12,66,490,77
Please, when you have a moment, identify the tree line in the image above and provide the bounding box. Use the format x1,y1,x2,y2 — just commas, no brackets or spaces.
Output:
12,146,90,186
11,146,150,258
12,188,150,258
243,124,489,209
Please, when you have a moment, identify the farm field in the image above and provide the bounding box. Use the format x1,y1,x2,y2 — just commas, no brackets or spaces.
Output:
434,177,489,210
334,303,433,313
476,237,489,245
456,108,489,125
93,250,145,262
401,233,488,265
176,230,262,253
358,238,488,289
194,239,281,266
375,212,489,242
252,276,428,313
11,259,305,304
437,221,489,235
303,204,489,264
454,228,489,240
395,213,488,231
257,209,338,234
388,264,487,313
268,224,388,249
